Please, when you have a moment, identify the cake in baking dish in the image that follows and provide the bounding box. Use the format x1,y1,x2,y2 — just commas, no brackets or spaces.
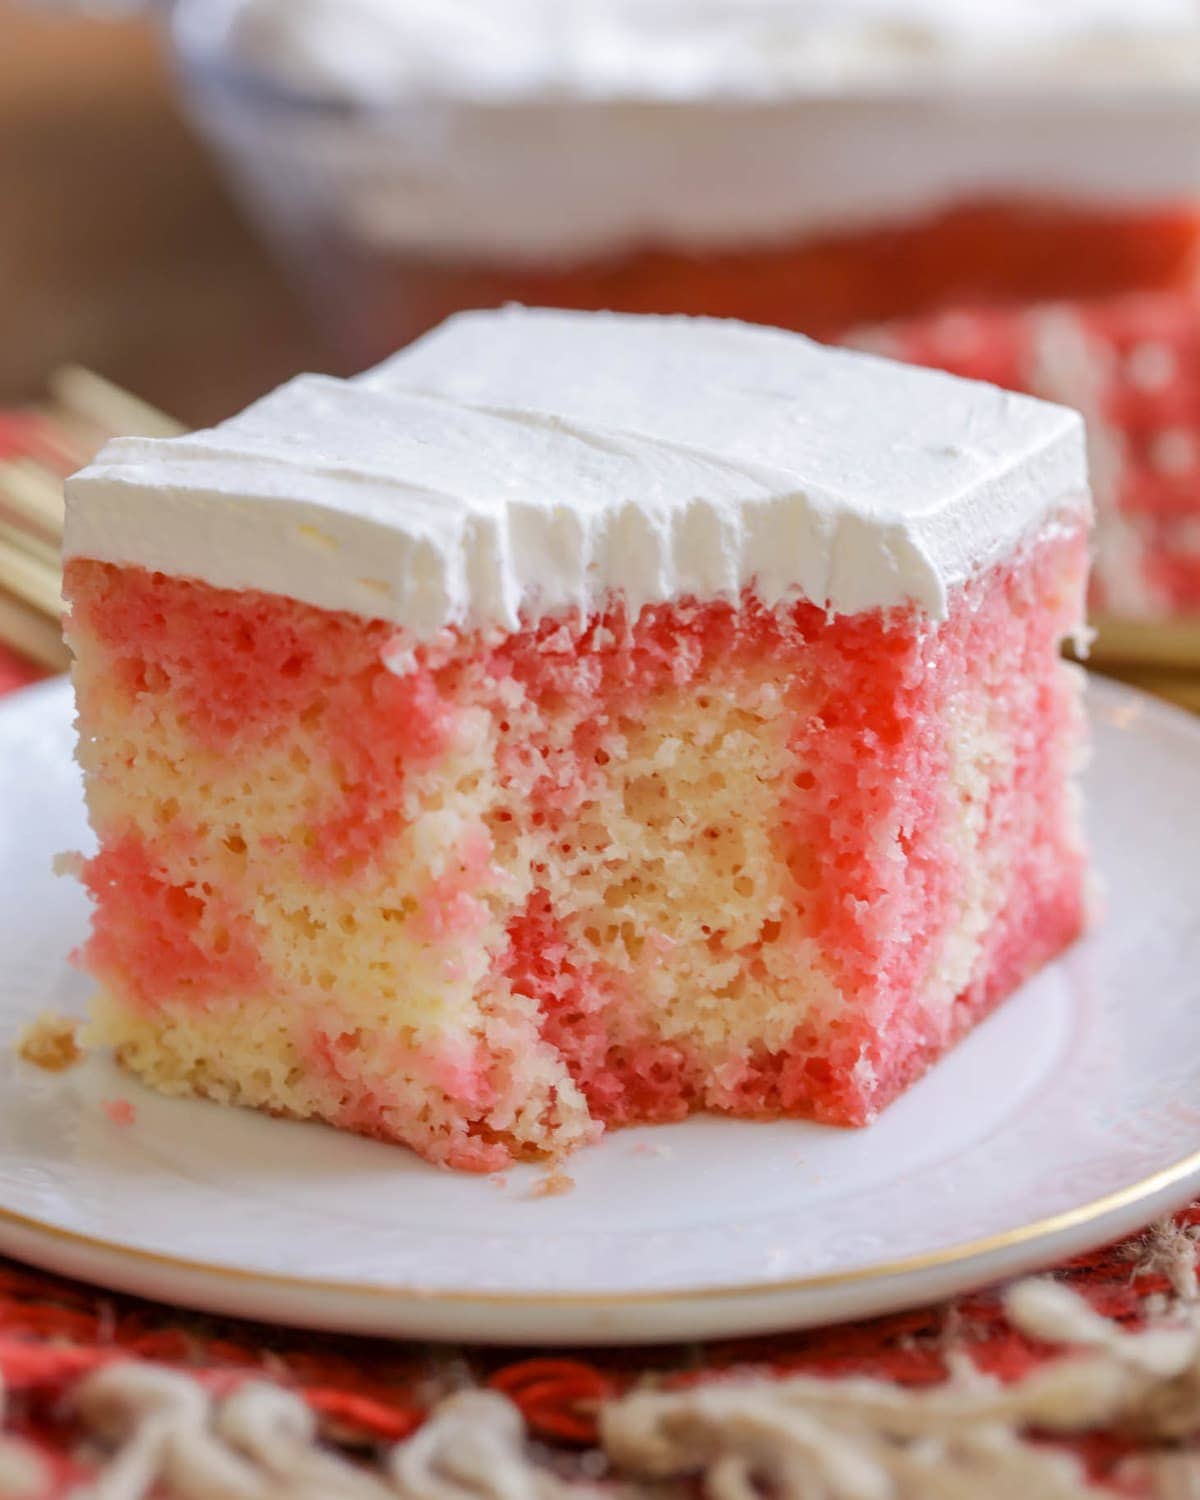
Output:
188,0,1200,357
850,290,1200,624
63,308,1091,1171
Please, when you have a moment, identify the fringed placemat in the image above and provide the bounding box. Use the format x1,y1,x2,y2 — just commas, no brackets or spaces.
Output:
2,1212,1200,1497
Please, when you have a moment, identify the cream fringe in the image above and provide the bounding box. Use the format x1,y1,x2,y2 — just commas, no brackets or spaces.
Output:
6,1248,1200,1499
0,1362,48,1499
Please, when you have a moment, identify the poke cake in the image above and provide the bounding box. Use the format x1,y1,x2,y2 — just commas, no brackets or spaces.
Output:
62,308,1091,1171
176,0,1200,359
850,292,1200,632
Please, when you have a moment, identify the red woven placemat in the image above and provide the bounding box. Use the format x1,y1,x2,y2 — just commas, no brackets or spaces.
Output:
1,664,1197,1496
3,1218,1197,1494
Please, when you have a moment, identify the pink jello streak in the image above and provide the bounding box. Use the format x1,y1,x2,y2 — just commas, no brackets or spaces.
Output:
65,525,1087,1167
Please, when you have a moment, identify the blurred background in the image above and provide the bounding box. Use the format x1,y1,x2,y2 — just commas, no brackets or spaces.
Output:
5,0,1200,693
0,0,324,426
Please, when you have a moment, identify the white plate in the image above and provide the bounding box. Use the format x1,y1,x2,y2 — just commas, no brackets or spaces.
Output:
2,675,1200,1346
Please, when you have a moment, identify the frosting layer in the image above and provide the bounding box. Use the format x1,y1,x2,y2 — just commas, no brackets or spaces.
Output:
64,308,1088,632
175,0,1200,259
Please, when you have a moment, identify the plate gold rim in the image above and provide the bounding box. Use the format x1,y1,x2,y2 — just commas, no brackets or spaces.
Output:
3,1145,1198,1308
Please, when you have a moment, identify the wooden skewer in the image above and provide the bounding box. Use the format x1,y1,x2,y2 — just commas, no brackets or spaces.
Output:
0,588,69,673
0,368,183,670
0,457,66,543
31,404,117,474
0,517,58,572
49,366,185,443
0,523,63,619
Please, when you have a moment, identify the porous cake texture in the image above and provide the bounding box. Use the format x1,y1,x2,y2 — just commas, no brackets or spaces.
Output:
63,310,1091,1170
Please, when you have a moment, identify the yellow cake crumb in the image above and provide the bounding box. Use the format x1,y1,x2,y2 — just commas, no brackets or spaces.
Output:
16,1013,83,1073
528,1168,576,1199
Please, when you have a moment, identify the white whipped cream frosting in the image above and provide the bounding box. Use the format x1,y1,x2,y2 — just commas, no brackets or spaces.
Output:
176,0,1200,260
64,308,1088,636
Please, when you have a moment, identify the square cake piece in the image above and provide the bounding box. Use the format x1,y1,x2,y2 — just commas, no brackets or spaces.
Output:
63,309,1091,1171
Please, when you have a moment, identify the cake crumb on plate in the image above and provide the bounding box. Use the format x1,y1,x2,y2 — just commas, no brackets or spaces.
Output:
102,1099,136,1127
16,1013,82,1073
528,1168,575,1199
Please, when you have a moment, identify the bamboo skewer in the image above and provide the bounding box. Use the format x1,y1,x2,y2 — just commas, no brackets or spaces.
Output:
0,458,66,542
0,513,59,572
0,589,70,673
0,520,62,618
0,369,180,672
49,366,185,443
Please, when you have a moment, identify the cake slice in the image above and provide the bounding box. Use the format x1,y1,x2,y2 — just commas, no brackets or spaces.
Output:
849,291,1200,623
63,309,1091,1171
